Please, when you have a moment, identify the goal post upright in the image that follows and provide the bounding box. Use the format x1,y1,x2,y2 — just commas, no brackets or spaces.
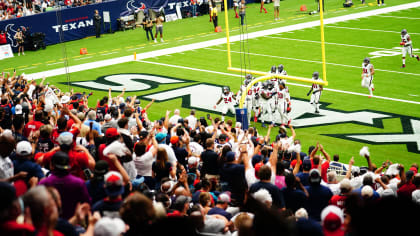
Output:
224,0,232,68
319,0,328,85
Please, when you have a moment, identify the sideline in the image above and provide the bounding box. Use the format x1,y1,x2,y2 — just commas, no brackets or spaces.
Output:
26,1,420,80
138,60,420,105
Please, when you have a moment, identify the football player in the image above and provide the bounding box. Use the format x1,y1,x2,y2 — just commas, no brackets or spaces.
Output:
306,72,323,113
267,80,277,116
238,74,254,122
252,80,262,122
259,81,274,127
361,57,375,98
276,81,291,126
215,86,236,121
400,29,420,68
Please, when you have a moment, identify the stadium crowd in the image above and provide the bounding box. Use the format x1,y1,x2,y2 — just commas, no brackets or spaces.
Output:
0,71,419,236
0,0,103,20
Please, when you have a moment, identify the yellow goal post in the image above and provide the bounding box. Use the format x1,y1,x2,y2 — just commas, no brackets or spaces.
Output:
223,0,329,104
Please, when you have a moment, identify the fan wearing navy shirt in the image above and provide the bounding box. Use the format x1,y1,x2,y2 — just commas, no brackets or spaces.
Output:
249,165,285,209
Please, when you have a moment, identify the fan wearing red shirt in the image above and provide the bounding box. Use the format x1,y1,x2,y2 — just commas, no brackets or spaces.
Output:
309,143,331,183
397,165,416,200
98,128,121,172
23,110,44,138
36,132,95,179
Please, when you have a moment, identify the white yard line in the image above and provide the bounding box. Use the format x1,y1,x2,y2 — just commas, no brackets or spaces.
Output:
377,15,420,20
101,52,119,56
326,25,420,35
138,60,420,105
264,35,389,50
26,1,420,80
206,48,420,77
74,56,93,61
126,47,144,51
46,62,63,66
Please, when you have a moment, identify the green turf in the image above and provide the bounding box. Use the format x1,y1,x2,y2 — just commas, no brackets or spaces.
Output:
2,0,420,168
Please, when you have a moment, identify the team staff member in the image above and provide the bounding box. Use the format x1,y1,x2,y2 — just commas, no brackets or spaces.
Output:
93,10,101,38
142,16,154,41
210,1,218,30
154,13,165,43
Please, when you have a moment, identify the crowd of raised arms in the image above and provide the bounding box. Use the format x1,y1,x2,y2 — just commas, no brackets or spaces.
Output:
0,71,419,236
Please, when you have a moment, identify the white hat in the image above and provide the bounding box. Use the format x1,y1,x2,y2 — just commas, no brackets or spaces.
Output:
412,190,420,204
94,217,126,236
361,185,373,198
104,114,112,121
188,157,199,167
295,208,308,219
60,95,70,104
15,104,23,115
321,205,344,232
16,141,32,156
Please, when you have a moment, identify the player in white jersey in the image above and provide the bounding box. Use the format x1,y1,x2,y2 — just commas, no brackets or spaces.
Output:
259,81,274,127
361,57,375,97
400,29,420,68
306,72,323,113
215,86,236,121
276,81,291,126
267,81,277,115
238,74,254,122
251,81,262,122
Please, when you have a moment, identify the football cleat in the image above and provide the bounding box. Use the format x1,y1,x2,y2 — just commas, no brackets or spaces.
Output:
262,123,267,128
401,64,406,68
416,55,420,61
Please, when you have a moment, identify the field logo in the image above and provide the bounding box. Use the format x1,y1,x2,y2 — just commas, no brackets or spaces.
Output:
74,74,420,153
68,73,186,92
369,47,419,59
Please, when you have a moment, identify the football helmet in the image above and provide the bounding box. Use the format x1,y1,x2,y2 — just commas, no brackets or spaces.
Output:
279,81,285,89
278,64,284,73
363,57,370,65
401,29,407,36
244,78,251,86
245,74,253,80
262,81,268,89
271,65,277,73
312,72,319,80
223,86,230,95
267,81,274,90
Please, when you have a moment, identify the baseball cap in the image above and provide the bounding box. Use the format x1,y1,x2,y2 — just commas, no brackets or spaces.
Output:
94,160,109,176
309,169,321,184
302,159,312,171
412,190,420,204
104,171,125,198
361,185,373,198
60,95,70,104
52,151,70,171
15,104,23,115
226,151,235,162
409,167,418,175
155,133,166,143
57,132,74,146
104,114,112,121
217,192,231,204
105,128,119,139
94,217,126,236
16,141,32,156
321,205,344,236
188,156,199,167
254,162,264,178
170,135,179,144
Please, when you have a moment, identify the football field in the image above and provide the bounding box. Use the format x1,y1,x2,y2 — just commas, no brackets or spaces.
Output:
3,0,420,167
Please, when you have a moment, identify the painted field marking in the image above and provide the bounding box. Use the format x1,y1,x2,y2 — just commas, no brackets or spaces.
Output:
377,15,420,20
101,52,119,56
20,66,37,70
138,60,420,105
74,56,93,61
46,62,63,66
126,47,144,51
206,47,420,77
326,25,420,35
26,2,420,79
264,35,389,50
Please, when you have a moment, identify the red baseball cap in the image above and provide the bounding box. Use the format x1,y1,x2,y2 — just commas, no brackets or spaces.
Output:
105,128,119,138
170,136,179,144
